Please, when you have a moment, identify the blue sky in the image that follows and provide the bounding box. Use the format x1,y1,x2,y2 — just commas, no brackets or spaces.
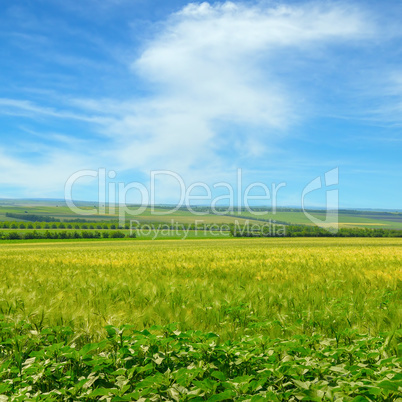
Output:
0,0,401,209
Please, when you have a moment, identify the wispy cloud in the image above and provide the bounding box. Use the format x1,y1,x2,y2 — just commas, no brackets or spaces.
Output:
87,1,373,173
367,72,402,126
0,98,112,124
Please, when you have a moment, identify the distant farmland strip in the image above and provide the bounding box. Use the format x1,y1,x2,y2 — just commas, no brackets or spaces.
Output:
5,212,60,222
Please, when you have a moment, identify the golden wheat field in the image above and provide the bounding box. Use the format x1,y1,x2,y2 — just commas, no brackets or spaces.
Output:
0,238,400,341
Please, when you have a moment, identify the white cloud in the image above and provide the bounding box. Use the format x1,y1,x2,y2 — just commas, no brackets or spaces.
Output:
0,1,375,198
0,147,94,196
103,1,372,174
344,70,402,127
0,98,112,125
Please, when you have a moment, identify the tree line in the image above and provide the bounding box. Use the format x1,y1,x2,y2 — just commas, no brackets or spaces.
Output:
1,221,128,230
0,230,135,241
5,212,60,222
230,224,402,238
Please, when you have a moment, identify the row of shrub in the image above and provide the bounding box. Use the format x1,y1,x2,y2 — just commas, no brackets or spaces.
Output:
1,221,130,230
0,221,228,230
230,224,402,237
2,220,401,238
0,231,135,240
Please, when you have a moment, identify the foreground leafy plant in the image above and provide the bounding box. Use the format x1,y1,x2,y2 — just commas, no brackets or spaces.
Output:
0,320,401,401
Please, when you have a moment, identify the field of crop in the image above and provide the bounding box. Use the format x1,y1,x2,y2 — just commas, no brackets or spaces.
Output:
235,211,402,230
1,237,401,337
2,199,402,229
0,238,401,400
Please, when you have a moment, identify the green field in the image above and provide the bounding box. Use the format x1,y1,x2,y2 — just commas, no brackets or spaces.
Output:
1,238,400,338
0,238,401,400
1,199,402,230
235,210,402,230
